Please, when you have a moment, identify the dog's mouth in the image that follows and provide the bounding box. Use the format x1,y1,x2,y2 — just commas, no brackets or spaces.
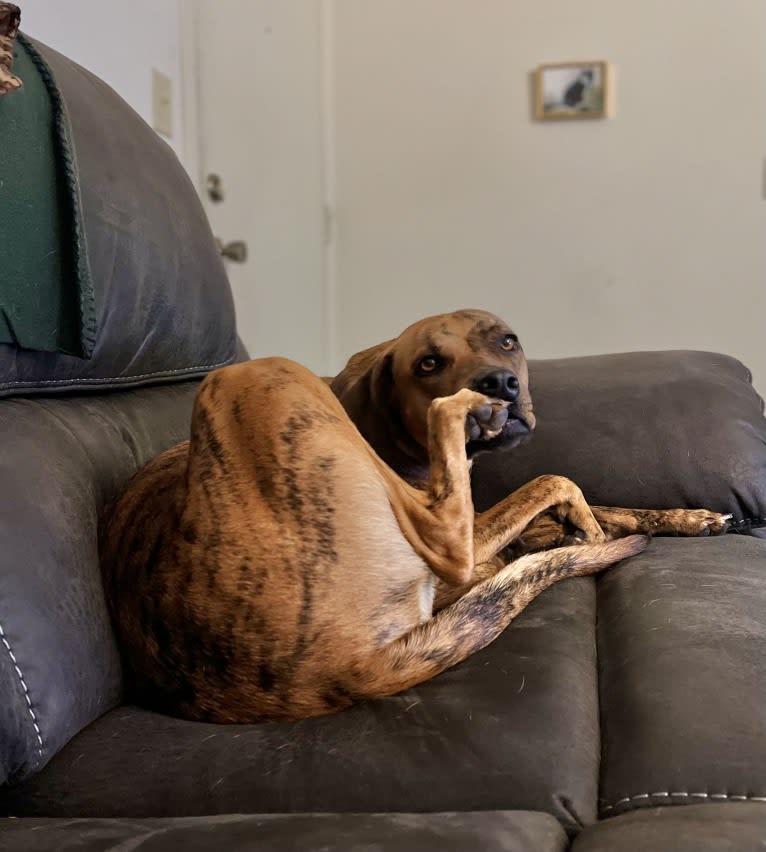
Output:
466,413,533,458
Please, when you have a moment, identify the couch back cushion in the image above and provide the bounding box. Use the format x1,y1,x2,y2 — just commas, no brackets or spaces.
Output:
0,35,238,397
472,350,766,534
0,383,200,783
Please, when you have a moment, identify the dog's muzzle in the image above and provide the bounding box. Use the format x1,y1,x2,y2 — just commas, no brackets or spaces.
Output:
465,369,533,456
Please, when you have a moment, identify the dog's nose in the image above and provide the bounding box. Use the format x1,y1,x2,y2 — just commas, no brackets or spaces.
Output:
473,370,520,402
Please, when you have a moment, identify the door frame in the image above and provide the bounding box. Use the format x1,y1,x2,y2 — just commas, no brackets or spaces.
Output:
177,0,339,374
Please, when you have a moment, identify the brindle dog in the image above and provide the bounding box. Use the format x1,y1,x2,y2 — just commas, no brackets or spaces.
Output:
102,309,729,723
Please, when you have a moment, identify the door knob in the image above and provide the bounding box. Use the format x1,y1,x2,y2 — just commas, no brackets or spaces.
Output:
215,238,248,263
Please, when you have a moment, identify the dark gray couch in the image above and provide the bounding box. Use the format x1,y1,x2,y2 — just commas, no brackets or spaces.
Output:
1,36,765,852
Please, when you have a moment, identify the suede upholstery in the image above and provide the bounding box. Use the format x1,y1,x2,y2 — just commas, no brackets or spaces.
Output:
2,30,766,852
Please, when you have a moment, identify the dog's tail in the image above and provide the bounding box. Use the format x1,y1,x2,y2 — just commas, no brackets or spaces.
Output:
357,535,648,699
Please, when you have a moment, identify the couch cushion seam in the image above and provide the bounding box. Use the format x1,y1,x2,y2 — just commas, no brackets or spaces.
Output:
0,354,236,389
601,791,766,813
0,621,44,761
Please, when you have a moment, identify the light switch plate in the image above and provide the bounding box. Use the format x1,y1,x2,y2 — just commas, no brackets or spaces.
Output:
152,68,173,137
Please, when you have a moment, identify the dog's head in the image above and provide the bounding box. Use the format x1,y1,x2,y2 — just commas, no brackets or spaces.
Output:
332,309,535,473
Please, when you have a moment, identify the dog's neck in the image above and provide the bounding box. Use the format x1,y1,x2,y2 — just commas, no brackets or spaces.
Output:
354,403,432,488
332,366,433,487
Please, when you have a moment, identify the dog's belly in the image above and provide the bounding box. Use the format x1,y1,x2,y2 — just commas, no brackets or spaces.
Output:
327,472,437,638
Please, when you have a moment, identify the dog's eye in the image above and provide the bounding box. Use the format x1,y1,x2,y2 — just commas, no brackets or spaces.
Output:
416,355,441,375
500,334,518,351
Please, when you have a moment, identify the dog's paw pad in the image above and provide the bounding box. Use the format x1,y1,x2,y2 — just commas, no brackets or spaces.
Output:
465,400,509,441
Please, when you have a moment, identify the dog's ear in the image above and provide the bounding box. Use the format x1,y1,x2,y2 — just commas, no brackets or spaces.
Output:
331,340,395,425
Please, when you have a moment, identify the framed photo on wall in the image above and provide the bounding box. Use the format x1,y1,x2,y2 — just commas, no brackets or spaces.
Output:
534,61,613,120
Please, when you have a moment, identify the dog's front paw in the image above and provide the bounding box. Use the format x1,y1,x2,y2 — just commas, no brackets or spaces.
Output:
465,398,509,442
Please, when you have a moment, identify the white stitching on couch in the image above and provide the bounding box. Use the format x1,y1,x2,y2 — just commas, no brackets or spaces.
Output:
0,622,44,760
0,355,237,388
602,791,766,812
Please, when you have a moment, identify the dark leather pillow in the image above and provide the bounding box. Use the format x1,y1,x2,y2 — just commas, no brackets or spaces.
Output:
471,350,766,535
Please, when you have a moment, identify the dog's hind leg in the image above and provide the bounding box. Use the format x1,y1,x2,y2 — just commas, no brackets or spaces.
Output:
347,387,648,700
358,535,648,700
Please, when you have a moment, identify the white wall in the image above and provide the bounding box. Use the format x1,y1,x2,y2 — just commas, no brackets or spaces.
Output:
333,0,766,394
14,1,766,395
17,0,185,160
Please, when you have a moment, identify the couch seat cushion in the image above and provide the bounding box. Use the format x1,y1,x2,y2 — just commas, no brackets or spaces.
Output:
0,811,568,852
572,803,766,852
0,578,601,832
596,536,766,818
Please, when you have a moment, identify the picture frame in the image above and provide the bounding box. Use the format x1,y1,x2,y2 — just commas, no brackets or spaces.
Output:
534,61,613,121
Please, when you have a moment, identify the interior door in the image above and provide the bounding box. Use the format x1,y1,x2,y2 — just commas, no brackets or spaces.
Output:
190,0,330,373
